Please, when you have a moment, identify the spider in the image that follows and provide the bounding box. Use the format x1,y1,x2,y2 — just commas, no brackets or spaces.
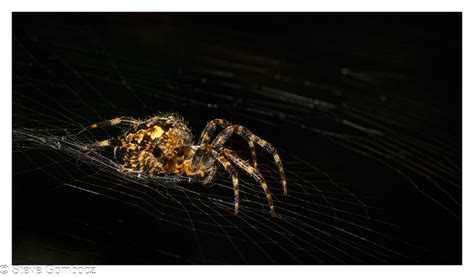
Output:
79,114,287,217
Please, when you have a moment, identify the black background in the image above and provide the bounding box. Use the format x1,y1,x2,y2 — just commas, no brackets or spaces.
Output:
12,13,461,264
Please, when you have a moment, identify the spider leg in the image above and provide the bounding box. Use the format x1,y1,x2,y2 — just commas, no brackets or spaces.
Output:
223,149,276,217
196,118,258,168
198,119,232,145
248,140,258,168
202,165,217,185
81,138,140,153
80,138,121,152
191,146,240,215
212,125,287,195
77,116,141,135
214,154,240,215
142,114,178,127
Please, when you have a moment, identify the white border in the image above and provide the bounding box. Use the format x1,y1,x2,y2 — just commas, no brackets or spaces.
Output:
1,0,12,271
1,1,471,277
2,0,468,12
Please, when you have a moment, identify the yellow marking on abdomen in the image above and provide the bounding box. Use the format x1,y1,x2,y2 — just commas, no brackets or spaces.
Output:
150,126,165,139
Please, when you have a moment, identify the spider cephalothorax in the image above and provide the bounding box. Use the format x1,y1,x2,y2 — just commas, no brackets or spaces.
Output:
80,114,287,217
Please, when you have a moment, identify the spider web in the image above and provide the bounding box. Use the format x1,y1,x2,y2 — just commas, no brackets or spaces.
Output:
12,13,461,264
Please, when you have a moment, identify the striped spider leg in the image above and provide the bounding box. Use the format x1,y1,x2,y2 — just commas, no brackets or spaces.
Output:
196,145,275,216
197,119,287,195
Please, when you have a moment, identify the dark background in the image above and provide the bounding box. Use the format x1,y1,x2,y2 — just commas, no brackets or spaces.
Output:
12,13,461,264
